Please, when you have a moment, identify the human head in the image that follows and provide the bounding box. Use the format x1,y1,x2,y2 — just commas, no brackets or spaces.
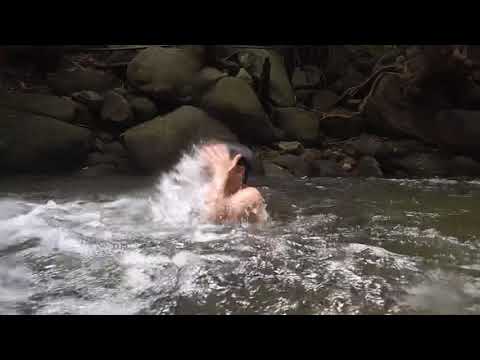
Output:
225,143,253,194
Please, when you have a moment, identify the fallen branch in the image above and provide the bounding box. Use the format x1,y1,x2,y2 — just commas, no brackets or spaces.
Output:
333,64,402,108
358,71,404,113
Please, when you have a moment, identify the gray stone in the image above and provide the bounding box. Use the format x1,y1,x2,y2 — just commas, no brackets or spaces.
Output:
200,76,276,144
389,153,450,178
295,89,315,106
48,69,121,96
448,156,480,177
86,152,119,166
356,156,383,177
311,159,344,177
122,105,237,172
71,90,104,112
235,68,254,86
274,108,320,145
350,134,384,157
0,91,76,123
291,65,323,89
191,67,228,97
97,132,115,143
101,91,133,124
271,154,311,177
103,141,128,158
129,96,158,123
274,141,304,155
311,90,339,112
236,48,295,107
330,66,365,95
262,160,294,178
0,108,92,172
126,46,205,101
77,164,118,177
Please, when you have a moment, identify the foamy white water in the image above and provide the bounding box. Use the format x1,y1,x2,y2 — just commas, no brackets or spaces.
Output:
2,167,480,314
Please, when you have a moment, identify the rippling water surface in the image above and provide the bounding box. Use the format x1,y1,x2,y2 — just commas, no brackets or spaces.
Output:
2,166,480,314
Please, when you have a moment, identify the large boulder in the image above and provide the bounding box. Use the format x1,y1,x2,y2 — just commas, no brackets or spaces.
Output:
348,133,384,157
291,65,323,89
448,156,480,177
235,68,254,87
388,153,450,178
330,66,365,95
48,69,121,96
199,76,277,144
262,160,295,178
191,67,228,97
122,105,237,173
126,46,205,102
310,159,346,178
0,91,76,123
128,96,158,124
355,156,383,177
274,108,320,145
366,73,480,157
236,48,295,107
431,110,480,154
311,90,339,112
365,73,434,140
295,89,316,107
0,108,92,172
271,154,311,177
348,133,430,159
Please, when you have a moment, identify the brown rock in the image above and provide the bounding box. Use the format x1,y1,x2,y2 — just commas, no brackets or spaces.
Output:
274,107,321,145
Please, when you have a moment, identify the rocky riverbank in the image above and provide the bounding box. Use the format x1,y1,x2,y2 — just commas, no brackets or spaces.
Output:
2,45,480,179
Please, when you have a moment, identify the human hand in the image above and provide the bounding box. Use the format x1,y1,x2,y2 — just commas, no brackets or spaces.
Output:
200,143,242,179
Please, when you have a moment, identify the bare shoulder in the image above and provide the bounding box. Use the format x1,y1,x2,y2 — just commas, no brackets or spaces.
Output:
226,187,267,223
232,187,264,203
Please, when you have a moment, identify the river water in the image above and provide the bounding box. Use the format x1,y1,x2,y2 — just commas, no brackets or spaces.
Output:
2,158,480,314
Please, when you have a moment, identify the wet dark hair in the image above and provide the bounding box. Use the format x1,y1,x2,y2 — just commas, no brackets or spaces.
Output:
226,142,253,184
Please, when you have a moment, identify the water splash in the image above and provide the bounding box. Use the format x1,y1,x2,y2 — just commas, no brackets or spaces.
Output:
149,145,211,225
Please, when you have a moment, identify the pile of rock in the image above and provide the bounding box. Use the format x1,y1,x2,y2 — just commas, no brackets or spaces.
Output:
3,45,480,179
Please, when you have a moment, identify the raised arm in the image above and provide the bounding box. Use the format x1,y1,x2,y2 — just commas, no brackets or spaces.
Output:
200,144,242,223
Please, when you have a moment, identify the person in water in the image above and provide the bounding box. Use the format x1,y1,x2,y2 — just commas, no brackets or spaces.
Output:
200,142,267,224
